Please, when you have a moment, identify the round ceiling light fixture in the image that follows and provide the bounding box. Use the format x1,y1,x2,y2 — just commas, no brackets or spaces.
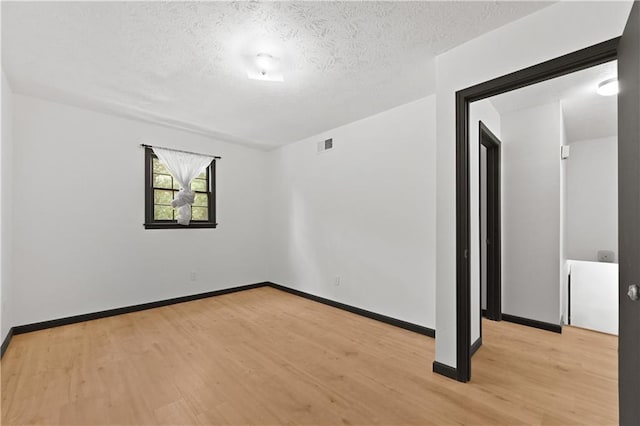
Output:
246,52,284,82
597,78,619,96
255,53,276,76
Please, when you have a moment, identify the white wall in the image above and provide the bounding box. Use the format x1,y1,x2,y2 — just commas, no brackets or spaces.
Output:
268,96,437,329
10,94,270,326
434,0,632,368
469,99,501,346
1,70,14,342
501,101,563,325
566,136,618,262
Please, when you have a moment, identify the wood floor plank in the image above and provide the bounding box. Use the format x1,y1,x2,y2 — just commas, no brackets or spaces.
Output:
1,287,617,425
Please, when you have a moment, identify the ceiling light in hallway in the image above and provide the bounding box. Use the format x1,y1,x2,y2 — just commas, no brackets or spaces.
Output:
597,78,619,96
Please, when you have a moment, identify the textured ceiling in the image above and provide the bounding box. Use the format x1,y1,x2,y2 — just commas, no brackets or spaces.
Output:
2,1,552,149
489,61,618,143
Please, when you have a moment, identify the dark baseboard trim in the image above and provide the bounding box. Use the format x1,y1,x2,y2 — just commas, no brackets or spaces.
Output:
267,282,436,338
12,282,270,335
432,361,458,380
1,327,14,359
502,313,562,334
5,281,436,360
470,336,482,356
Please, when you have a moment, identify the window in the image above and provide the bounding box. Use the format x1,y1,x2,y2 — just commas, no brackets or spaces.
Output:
144,147,216,229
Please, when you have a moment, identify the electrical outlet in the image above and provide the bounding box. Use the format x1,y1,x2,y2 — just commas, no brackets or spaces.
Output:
190,271,197,281
334,276,341,286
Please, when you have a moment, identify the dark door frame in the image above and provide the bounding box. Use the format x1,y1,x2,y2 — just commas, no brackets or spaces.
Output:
479,121,502,322
617,3,640,423
453,37,620,383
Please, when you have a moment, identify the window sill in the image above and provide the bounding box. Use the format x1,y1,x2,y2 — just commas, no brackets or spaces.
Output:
143,222,218,230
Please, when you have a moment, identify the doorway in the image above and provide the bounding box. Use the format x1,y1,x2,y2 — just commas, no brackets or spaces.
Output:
452,5,640,424
453,37,619,383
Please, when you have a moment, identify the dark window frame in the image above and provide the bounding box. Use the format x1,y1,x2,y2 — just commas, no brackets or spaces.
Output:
144,147,217,230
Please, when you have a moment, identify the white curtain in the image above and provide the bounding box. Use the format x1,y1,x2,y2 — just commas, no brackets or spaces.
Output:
152,147,214,225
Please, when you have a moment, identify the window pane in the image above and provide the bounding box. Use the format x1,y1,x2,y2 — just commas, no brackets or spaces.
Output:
192,207,208,221
153,174,173,189
154,189,174,205
196,170,206,179
173,179,181,190
152,158,169,174
154,205,174,220
193,192,208,207
191,178,207,192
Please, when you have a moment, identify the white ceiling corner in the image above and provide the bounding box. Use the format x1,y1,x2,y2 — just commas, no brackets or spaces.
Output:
2,1,552,149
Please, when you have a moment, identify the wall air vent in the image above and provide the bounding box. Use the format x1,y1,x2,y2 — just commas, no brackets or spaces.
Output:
317,138,333,153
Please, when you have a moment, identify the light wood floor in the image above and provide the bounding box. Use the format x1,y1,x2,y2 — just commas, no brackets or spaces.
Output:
1,287,617,425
